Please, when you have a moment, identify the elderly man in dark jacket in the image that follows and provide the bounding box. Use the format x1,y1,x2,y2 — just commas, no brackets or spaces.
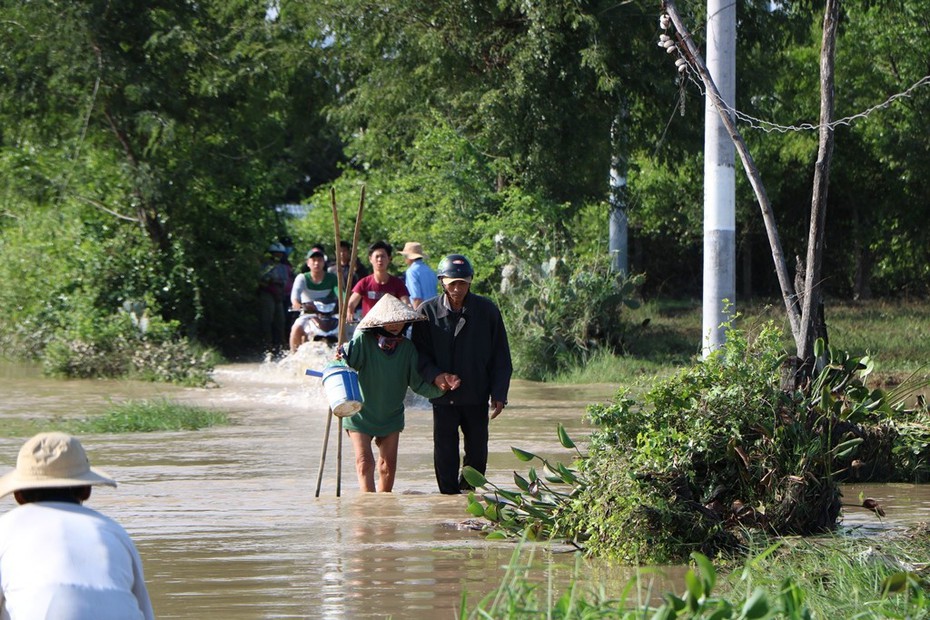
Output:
411,254,512,494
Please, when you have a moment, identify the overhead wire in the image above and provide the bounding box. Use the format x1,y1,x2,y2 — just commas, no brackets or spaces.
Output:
658,13,930,135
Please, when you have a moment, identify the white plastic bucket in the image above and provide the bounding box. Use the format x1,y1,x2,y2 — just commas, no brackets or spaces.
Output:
321,364,363,417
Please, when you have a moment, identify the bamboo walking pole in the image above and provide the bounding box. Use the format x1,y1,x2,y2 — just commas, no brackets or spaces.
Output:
336,185,365,496
314,188,346,498
313,408,333,498
330,188,346,497
313,186,366,497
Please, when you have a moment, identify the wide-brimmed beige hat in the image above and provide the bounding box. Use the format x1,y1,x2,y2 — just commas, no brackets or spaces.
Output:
398,242,426,260
0,432,117,499
356,294,425,330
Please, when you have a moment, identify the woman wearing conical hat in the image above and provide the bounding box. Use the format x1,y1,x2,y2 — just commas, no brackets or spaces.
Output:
337,294,453,492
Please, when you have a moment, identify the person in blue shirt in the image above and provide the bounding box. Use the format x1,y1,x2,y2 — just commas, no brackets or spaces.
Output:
398,242,438,309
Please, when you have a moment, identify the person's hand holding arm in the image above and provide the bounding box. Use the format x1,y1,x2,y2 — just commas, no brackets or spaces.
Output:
433,372,461,391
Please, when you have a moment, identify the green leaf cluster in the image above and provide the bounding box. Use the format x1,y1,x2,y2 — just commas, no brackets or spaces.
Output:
466,322,930,563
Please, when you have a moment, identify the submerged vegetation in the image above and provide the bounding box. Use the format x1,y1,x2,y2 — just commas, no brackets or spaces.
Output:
74,399,231,433
465,321,930,563
464,535,930,619
4,399,231,436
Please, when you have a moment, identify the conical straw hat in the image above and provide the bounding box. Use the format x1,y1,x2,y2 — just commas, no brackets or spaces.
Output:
356,294,425,330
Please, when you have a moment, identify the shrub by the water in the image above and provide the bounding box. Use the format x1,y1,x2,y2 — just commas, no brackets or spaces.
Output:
42,303,217,386
499,256,643,381
465,321,930,563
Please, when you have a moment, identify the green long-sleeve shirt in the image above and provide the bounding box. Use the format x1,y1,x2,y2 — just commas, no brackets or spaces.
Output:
342,331,443,436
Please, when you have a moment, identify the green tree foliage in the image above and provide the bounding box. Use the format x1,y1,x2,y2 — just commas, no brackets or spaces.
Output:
319,0,659,200
302,0,667,275
3,0,930,374
0,0,342,360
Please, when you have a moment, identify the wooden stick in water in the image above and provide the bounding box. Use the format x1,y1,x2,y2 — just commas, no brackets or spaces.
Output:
335,186,364,497
314,187,345,498
314,407,333,498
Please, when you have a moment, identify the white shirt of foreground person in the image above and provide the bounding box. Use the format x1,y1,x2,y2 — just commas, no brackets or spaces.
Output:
0,500,155,620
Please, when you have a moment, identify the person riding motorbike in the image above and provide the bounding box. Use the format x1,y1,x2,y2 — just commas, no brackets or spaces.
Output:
292,295,339,348
290,247,340,352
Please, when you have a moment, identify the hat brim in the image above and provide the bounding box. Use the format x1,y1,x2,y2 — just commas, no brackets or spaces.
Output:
399,252,425,259
0,467,117,499
441,276,472,284
355,294,427,330
356,312,426,330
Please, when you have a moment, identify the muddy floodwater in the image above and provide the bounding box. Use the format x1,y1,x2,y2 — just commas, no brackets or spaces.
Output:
1,352,929,619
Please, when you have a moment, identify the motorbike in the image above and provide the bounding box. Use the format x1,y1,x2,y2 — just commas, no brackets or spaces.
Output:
296,298,339,346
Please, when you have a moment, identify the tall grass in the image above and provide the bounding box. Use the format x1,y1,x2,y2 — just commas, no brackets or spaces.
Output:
74,399,231,432
554,298,930,388
4,399,231,436
464,533,930,618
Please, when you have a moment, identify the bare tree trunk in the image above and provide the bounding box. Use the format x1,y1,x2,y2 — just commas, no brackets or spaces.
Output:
102,107,168,252
662,0,801,348
798,0,839,364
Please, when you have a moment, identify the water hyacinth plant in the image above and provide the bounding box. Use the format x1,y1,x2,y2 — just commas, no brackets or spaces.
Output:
464,423,585,543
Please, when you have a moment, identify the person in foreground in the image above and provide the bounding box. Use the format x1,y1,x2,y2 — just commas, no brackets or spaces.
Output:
338,294,448,492
411,254,513,494
0,432,155,620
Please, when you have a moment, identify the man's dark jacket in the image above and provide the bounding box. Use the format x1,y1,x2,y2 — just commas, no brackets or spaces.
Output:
411,292,512,406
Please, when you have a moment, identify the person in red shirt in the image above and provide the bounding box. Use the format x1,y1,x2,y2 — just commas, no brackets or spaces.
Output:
346,241,410,317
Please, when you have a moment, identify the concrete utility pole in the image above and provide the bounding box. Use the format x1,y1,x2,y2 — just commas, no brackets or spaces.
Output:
608,112,629,276
702,0,736,357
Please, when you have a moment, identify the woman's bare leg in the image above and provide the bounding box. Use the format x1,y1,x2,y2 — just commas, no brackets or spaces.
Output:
348,430,376,492
374,432,400,492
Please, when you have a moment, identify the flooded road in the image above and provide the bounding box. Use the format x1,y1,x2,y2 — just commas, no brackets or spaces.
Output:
0,353,927,618
0,353,624,618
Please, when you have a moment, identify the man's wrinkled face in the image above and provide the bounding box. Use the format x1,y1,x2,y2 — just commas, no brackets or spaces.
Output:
443,279,470,306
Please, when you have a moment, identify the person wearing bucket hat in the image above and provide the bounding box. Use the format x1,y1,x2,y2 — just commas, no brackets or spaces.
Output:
411,254,513,494
0,432,155,619
398,242,438,310
337,294,448,492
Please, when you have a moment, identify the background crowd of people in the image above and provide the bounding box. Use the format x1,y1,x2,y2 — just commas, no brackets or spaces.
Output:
258,238,513,496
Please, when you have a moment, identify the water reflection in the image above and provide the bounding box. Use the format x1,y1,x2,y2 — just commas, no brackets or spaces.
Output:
1,358,927,618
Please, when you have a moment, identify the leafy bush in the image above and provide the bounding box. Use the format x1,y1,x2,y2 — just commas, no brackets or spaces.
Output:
42,302,217,386
466,322,930,563
498,254,644,380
